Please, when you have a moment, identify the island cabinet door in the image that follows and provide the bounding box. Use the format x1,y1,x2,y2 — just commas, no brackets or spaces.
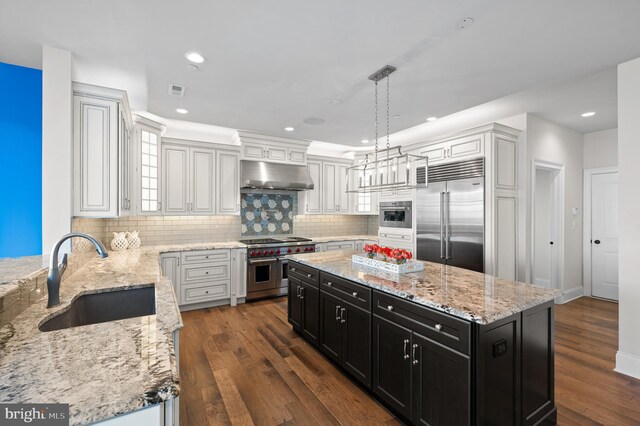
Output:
288,277,303,331
412,332,470,426
300,281,320,345
341,301,371,388
372,315,413,420
319,291,343,363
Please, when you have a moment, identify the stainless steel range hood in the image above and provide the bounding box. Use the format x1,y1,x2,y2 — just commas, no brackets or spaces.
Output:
240,160,314,191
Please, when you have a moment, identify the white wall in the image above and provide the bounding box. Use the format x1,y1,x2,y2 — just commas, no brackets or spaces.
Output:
616,57,640,379
42,46,72,256
526,114,584,302
584,128,618,169
534,169,551,285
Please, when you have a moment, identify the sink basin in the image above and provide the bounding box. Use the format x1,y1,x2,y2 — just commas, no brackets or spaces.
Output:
39,286,156,332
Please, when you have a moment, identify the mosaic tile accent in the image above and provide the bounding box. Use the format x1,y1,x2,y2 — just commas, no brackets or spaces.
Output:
241,193,294,236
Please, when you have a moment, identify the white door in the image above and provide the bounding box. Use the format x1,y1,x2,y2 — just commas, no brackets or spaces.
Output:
305,161,322,213
162,145,189,215
591,172,619,300
217,151,240,214
338,164,350,213
323,163,337,213
190,148,215,215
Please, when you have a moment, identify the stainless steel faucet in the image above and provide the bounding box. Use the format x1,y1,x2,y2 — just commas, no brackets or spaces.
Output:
47,233,109,308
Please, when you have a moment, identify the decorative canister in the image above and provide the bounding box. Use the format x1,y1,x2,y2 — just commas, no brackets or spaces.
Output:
111,232,129,251
127,230,141,249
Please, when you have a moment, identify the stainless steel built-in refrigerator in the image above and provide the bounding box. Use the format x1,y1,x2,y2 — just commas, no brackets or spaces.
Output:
416,158,484,273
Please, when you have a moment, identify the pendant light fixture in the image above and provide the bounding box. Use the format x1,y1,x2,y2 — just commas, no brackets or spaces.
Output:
347,65,429,193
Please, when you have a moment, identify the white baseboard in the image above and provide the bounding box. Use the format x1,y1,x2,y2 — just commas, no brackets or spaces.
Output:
556,286,584,304
534,278,550,287
615,351,640,380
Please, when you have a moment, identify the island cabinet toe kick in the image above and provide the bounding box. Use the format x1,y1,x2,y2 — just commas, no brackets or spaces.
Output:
287,260,557,426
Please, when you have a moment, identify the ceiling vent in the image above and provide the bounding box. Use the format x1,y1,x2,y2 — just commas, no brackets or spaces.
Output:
168,84,185,97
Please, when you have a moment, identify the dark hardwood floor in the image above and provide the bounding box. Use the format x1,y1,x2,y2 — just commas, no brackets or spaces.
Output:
179,296,640,425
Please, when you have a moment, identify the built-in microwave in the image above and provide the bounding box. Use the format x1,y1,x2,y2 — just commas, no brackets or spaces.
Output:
379,201,412,229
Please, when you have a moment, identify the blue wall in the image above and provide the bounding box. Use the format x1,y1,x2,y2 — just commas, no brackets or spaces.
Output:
0,62,42,258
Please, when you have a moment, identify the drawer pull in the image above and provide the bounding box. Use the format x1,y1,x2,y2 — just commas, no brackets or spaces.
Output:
412,344,419,365
300,287,304,299
435,324,442,331
335,305,341,321
290,267,296,272
307,274,312,278
387,305,394,311
340,308,346,323
352,292,358,298
206,256,210,259
327,281,332,287
205,272,209,275
205,291,209,294
403,339,410,360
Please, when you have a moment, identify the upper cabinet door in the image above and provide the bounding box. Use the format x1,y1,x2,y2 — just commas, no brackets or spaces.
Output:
162,145,189,215
243,144,265,160
73,95,119,217
288,148,307,164
119,111,132,215
338,164,350,213
266,146,287,162
323,163,338,213
305,161,323,214
217,151,240,214
190,148,215,215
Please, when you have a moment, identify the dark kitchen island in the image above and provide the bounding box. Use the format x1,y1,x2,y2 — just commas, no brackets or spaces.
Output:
286,250,559,426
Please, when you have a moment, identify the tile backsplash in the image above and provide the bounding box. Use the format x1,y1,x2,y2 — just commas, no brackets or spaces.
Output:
73,213,378,248
240,193,293,236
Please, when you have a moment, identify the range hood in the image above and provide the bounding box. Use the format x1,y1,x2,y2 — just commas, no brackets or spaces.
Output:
240,160,314,191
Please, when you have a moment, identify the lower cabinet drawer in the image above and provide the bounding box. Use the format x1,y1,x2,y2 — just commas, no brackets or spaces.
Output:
181,281,229,305
182,263,230,284
320,272,371,312
181,250,230,264
373,290,471,355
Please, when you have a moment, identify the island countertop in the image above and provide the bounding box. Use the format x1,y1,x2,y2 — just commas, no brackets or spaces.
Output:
287,250,560,324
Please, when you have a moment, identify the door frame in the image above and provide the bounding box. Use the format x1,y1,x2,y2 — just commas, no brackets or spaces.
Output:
583,166,618,297
530,160,565,297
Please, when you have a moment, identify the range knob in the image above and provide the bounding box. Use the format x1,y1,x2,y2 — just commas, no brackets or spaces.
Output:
310,247,315,252
304,247,309,252
287,248,292,253
251,251,257,257
296,248,301,253
270,250,275,255
263,250,269,255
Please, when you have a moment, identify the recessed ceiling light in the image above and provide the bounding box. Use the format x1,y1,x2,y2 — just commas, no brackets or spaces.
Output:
426,116,438,122
361,139,369,144
284,127,294,132
581,111,596,117
456,17,475,30
185,51,205,64
176,108,188,114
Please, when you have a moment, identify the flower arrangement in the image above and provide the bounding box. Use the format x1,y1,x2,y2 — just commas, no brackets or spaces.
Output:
363,244,413,265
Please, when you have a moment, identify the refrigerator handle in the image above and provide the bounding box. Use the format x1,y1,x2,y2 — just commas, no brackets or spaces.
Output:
440,192,445,259
445,192,451,259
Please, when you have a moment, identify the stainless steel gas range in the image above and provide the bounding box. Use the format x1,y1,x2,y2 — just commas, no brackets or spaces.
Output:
239,236,316,301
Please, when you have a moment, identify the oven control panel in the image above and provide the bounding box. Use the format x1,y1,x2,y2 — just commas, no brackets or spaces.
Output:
249,245,315,258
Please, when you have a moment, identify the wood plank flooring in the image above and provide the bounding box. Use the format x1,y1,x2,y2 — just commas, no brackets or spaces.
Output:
180,296,640,425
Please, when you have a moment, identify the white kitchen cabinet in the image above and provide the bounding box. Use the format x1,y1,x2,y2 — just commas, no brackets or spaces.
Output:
160,253,181,305
322,162,338,213
338,164,350,213
135,116,163,215
216,151,240,214
231,248,247,304
162,142,215,216
418,133,484,166
236,131,311,165
325,240,355,251
72,82,136,218
379,229,414,252
302,160,323,214
315,243,327,252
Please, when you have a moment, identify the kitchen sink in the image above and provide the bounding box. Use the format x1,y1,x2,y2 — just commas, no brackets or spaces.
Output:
39,286,156,332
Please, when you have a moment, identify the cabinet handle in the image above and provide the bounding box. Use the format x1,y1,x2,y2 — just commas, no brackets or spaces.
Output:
296,286,301,298
352,292,358,298
307,274,312,278
300,287,304,299
435,324,442,332
205,290,209,294
340,308,346,323
412,344,419,365
291,267,296,272
403,339,410,360
158,201,162,211
335,305,341,321
237,202,240,211
327,281,332,287
205,271,209,275
387,305,394,311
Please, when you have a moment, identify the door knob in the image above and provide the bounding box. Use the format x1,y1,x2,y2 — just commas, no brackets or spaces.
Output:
594,240,601,244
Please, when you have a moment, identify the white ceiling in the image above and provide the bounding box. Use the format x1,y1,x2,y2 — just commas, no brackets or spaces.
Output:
0,0,637,145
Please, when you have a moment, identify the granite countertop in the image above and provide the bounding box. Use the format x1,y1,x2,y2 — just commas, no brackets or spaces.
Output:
0,255,48,297
287,250,560,324
0,247,186,425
